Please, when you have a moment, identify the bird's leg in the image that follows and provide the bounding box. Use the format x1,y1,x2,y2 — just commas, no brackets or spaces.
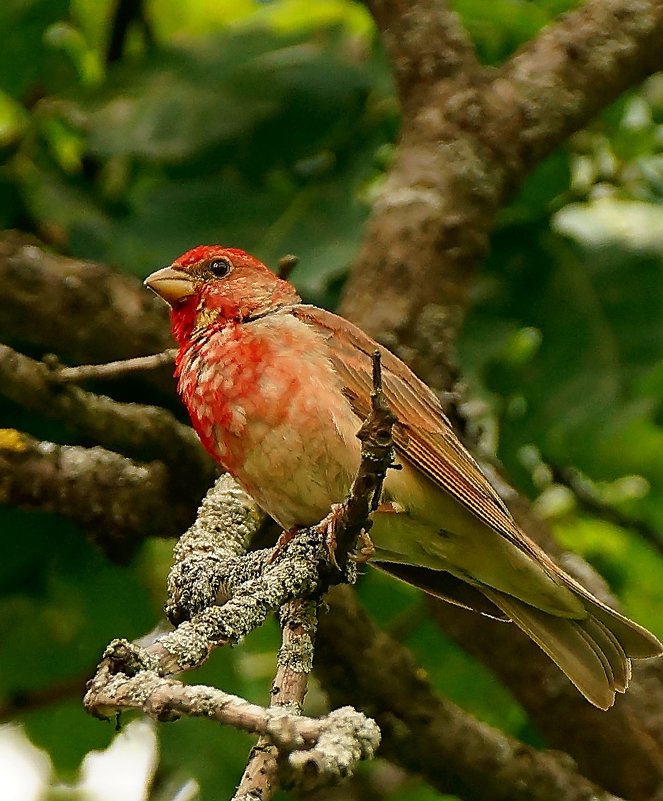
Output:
318,505,377,568
267,527,299,565
318,503,345,570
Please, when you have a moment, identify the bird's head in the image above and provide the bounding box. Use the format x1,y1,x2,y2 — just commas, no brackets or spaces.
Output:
144,245,300,344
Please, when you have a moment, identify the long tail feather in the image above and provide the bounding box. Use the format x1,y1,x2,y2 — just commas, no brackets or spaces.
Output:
480,585,662,708
481,588,620,709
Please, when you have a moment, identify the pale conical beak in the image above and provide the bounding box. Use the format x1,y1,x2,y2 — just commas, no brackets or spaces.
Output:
144,266,195,307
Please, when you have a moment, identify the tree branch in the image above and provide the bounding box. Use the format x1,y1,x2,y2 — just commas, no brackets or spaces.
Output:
316,586,624,801
343,0,663,389
53,349,177,384
0,344,214,489
365,0,480,101
502,0,663,170
233,598,318,801
0,231,173,395
91,470,623,801
0,429,195,561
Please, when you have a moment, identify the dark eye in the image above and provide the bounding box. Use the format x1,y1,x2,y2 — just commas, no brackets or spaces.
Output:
209,258,232,278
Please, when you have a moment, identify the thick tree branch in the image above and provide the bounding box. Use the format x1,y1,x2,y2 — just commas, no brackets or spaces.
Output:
342,0,663,389
0,231,173,395
0,429,194,561
0,344,214,489
502,0,663,170
316,586,625,801
365,0,480,100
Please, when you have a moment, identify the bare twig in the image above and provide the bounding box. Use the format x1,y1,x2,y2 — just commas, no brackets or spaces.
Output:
107,0,153,64
277,254,299,281
321,351,397,572
52,349,177,383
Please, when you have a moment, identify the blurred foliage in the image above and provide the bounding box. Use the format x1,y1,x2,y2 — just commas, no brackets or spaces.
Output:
0,0,662,800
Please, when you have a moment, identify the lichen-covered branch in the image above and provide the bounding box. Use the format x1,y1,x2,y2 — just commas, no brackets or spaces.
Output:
233,599,319,801
84,470,622,801
0,429,196,562
86,652,378,768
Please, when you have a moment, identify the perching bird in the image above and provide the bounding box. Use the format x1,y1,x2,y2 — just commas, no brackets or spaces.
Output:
145,245,662,709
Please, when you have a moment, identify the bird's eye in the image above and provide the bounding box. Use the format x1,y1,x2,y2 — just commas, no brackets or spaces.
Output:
209,258,232,278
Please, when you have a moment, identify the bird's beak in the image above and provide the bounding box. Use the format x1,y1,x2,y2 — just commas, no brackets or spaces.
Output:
144,266,195,307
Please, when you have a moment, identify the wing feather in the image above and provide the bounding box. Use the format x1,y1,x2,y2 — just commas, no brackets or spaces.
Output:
292,305,539,554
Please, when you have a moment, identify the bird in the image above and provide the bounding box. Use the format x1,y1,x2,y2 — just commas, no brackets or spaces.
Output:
145,244,662,709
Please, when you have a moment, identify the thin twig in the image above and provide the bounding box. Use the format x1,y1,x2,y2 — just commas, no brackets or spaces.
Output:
326,350,397,571
52,349,177,383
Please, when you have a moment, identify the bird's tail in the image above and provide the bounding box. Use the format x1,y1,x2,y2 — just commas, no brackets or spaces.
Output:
481,586,662,709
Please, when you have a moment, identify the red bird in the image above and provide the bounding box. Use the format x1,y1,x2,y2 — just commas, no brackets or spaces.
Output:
145,245,662,709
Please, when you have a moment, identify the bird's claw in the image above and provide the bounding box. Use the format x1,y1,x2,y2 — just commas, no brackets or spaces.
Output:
318,504,375,569
267,527,298,565
318,503,344,570
350,530,375,564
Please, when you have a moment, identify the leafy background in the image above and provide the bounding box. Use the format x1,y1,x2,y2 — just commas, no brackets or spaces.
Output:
1,0,662,799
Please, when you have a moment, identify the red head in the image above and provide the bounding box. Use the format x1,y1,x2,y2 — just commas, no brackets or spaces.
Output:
144,245,300,344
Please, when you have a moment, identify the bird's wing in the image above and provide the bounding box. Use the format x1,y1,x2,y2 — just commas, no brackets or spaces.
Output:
291,304,554,566
289,305,663,700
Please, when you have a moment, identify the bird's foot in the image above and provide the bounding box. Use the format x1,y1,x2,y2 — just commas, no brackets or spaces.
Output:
318,504,376,569
350,529,375,564
318,503,344,570
267,527,298,565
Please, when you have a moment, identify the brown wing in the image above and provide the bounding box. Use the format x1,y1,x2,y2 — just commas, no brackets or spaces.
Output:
292,302,611,593
291,305,535,549
288,306,663,707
